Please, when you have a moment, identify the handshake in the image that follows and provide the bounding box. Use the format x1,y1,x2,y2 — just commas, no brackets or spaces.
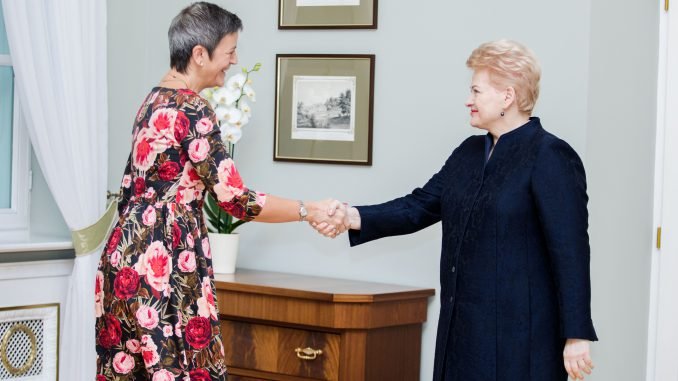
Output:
305,199,361,239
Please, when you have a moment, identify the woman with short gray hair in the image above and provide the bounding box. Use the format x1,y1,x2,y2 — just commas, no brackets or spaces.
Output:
95,3,346,379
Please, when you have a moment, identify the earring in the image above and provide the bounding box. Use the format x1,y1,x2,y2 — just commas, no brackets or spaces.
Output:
500,111,505,117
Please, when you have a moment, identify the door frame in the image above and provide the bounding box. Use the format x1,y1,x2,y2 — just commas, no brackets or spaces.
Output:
647,1,678,380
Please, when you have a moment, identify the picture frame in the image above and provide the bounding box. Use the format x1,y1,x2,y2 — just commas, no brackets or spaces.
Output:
278,0,377,29
274,54,375,165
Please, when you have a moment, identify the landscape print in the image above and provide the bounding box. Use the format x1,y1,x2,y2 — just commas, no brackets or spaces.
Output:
291,75,356,142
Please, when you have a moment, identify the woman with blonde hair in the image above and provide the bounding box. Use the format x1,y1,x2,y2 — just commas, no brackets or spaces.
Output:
324,40,598,380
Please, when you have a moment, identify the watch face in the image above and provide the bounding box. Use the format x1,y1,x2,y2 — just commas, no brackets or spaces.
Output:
299,202,308,220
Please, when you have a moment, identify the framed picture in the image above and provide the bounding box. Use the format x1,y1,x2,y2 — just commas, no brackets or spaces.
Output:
274,54,375,165
278,0,377,29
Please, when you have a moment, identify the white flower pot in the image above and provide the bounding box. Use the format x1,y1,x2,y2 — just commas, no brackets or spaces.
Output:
208,232,239,274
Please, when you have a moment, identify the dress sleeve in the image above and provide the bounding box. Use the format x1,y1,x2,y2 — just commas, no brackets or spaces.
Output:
178,99,266,221
531,138,597,341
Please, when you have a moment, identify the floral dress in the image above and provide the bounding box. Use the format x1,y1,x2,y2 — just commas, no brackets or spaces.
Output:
95,87,266,381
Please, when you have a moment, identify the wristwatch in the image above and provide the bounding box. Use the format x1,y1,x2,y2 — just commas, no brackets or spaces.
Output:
298,200,308,222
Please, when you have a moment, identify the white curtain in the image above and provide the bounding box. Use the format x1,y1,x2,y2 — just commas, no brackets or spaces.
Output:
2,0,107,380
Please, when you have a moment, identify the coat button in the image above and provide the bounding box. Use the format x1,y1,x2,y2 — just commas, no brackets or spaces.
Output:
449,296,455,303
451,266,456,272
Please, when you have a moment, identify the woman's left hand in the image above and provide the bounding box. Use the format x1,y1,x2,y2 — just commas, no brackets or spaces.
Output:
563,338,593,380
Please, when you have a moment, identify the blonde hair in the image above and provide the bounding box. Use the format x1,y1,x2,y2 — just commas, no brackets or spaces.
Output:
466,39,541,115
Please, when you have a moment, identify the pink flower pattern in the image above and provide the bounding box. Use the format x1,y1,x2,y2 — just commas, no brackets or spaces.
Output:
96,88,265,379
112,351,135,374
197,277,218,320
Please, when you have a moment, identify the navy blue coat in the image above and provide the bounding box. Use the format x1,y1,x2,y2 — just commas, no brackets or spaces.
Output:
349,118,597,381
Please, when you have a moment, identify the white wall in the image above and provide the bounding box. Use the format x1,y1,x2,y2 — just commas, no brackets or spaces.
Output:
586,0,658,380
107,1,657,379
0,260,72,323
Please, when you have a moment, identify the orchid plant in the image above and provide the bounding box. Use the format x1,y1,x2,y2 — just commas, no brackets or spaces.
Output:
201,63,261,234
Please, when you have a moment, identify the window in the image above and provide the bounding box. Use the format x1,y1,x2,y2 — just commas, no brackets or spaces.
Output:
0,3,30,238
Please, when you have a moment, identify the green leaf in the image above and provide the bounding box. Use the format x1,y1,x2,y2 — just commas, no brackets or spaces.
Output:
227,219,248,234
162,356,176,367
253,62,262,71
242,67,247,73
203,196,222,233
203,209,220,233
203,194,219,215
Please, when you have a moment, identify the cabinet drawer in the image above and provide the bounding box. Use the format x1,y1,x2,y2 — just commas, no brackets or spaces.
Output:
221,320,340,380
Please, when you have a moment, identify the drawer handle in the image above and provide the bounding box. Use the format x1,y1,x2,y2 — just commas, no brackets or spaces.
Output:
295,347,323,360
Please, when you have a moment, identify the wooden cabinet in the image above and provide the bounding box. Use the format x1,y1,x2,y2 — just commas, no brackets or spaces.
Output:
214,269,435,381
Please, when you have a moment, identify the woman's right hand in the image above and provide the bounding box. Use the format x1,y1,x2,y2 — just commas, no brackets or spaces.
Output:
303,199,347,238
563,338,594,380
309,201,359,238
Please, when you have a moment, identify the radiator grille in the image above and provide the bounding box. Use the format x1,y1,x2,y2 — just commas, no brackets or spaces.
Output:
0,319,43,378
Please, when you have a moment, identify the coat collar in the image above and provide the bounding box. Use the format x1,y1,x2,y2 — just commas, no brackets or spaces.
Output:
484,117,542,161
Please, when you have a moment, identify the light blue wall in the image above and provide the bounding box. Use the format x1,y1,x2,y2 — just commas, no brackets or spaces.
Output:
107,1,657,379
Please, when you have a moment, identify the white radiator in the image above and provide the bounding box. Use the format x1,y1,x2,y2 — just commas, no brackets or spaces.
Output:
0,304,58,381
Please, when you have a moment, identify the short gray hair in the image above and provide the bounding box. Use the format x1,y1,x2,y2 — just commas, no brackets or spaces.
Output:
168,2,243,73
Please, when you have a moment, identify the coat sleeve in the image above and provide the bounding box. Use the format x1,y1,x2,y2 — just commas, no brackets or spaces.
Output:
348,146,462,247
179,100,266,221
531,137,598,341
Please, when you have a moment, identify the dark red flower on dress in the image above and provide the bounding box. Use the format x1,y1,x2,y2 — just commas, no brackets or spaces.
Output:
218,200,246,220
179,151,188,167
188,369,211,381
174,111,190,143
96,375,107,381
158,161,180,181
134,177,146,197
172,222,182,249
184,317,211,349
106,227,122,254
113,267,140,300
98,314,122,349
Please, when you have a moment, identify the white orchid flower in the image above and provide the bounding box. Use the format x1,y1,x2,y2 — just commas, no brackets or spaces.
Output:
219,106,242,125
235,114,249,128
213,105,228,121
223,125,242,144
243,84,256,102
226,73,247,91
212,87,239,106
238,100,252,117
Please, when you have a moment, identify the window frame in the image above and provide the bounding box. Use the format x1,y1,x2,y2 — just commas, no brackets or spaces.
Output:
0,53,31,240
